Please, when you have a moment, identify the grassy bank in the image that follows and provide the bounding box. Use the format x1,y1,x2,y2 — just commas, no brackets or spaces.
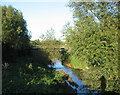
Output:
69,56,88,69
2,49,75,94
61,51,88,69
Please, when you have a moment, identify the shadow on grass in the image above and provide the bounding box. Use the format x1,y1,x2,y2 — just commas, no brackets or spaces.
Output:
2,48,76,94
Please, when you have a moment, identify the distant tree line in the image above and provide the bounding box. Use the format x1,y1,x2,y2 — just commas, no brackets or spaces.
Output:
2,6,31,61
30,39,65,47
30,28,65,47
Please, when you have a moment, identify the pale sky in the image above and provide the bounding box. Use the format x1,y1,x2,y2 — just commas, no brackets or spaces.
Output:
1,0,74,41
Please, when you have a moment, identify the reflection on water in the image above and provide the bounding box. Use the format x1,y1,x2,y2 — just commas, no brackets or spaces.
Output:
48,58,100,94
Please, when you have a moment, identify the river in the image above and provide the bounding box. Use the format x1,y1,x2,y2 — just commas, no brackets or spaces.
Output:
48,58,101,94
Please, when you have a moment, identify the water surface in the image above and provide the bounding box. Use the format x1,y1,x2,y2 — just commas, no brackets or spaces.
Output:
48,58,100,94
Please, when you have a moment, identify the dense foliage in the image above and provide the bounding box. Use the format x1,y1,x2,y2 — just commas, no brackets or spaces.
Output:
2,49,74,93
63,1,119,93
2,6,31,61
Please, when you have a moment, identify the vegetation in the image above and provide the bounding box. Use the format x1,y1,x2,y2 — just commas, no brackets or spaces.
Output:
62,1,120,93
2,6,31,61
72,67,119,93
39,28,64,47
38,28,66,60
2,49,75,93
2,1,120,94
2,5,75,94
30,39,41,46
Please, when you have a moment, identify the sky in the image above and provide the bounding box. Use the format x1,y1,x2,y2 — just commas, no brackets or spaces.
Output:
1,0,74,41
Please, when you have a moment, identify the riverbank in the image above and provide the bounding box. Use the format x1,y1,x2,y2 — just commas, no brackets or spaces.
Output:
2,49,76,94
61,54,120,94
61,50,89,70
62,61,89,71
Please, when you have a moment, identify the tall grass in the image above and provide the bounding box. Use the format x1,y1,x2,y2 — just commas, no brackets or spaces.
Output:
69,56,88,69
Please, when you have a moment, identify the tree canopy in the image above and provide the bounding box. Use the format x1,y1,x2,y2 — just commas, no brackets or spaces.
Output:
63,2,119,66
2,5,31,61
63,1,119,83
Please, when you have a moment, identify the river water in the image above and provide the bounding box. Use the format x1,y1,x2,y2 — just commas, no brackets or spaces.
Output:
48,58,101,94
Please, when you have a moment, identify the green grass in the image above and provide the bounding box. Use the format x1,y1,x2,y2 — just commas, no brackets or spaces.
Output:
2,49,75,94
69,56,88,69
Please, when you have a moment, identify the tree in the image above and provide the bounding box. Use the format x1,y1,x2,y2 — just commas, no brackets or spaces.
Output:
2,5,31,61
39,28,56,47
40,28,56,41
63,1,119,85
30,39,41,46
64,1,119,65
